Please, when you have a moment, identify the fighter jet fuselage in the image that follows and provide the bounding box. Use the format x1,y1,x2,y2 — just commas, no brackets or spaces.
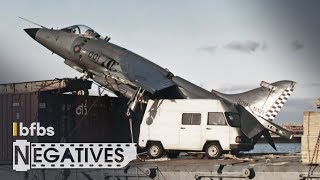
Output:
27,26,180,100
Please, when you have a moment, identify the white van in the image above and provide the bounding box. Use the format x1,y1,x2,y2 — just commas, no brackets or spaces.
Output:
138,99,253,159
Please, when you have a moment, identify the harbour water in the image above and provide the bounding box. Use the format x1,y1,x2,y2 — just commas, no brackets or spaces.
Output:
249,143,301,153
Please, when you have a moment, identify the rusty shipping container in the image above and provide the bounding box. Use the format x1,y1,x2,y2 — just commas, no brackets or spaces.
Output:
0,93,39,163
0,92,137,164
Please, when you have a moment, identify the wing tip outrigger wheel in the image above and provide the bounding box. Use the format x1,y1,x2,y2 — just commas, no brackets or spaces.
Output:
126,88,146,118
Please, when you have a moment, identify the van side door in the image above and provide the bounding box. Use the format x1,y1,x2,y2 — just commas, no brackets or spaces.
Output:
179,113,202,150
204,112,230,150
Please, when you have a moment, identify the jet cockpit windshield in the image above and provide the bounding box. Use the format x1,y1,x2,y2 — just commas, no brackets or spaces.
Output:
61,25,101,39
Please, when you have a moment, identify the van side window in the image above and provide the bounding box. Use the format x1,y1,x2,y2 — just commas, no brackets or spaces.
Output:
207,112,227,125
182,113,201,125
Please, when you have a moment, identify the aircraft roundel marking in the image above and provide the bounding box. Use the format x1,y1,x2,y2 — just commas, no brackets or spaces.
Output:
73,45,81,53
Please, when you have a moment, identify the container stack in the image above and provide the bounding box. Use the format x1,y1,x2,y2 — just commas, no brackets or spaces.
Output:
301,112,320,164
0,79,141,164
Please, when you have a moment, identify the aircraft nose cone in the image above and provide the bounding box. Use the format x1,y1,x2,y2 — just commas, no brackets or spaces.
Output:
24,28,39,40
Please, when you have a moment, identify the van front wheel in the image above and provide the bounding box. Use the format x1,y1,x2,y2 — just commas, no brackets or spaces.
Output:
147,142,163,159
205,142,222,159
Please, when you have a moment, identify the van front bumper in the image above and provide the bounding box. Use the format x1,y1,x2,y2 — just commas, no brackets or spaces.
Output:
230,144,254,151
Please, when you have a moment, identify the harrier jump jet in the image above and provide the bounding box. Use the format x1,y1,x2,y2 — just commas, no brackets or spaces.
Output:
22,18,296,149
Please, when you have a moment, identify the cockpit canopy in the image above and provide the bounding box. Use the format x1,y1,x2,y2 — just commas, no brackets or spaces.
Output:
61,24,101,39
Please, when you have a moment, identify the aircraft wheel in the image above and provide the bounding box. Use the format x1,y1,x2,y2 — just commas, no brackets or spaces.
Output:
242,168,255,179
205,142,222,159
147,142,163,159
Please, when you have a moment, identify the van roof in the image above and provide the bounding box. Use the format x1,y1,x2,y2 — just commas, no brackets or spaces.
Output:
146,99,238,113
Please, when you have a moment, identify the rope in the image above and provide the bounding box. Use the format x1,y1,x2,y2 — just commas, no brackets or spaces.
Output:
92,81,117,95
311,131,320,164
307,112,311,163
157,167,167,180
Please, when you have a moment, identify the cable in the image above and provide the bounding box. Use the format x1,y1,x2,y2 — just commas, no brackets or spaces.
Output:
128,118,134,143
92,81,116,95
307,129,320,179
157,167,167,180
307,113,311,164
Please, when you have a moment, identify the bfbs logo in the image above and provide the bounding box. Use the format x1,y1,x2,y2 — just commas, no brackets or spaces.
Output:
13,122,54,137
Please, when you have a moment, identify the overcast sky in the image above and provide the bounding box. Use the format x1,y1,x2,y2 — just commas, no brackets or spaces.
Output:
0,1,319,123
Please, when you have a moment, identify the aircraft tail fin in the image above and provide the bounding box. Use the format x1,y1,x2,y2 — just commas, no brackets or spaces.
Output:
211,80,296,140
261,81,295,121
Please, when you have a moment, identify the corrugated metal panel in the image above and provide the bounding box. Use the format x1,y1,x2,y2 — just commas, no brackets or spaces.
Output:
0,93,39,163
69,95,132,143
37,94,133,143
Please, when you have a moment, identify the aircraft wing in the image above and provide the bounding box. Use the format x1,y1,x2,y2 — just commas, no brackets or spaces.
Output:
120,58,175,94
129,75,174,94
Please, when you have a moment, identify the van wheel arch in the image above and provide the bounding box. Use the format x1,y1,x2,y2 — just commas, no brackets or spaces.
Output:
203,141,221,151
146,141,163,147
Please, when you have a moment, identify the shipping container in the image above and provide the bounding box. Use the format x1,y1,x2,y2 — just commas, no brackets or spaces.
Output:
0,79,92,94
0,93,39,163
0,92,139,164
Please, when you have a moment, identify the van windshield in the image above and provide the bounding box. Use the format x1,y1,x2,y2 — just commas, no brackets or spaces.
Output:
225,112,241,127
